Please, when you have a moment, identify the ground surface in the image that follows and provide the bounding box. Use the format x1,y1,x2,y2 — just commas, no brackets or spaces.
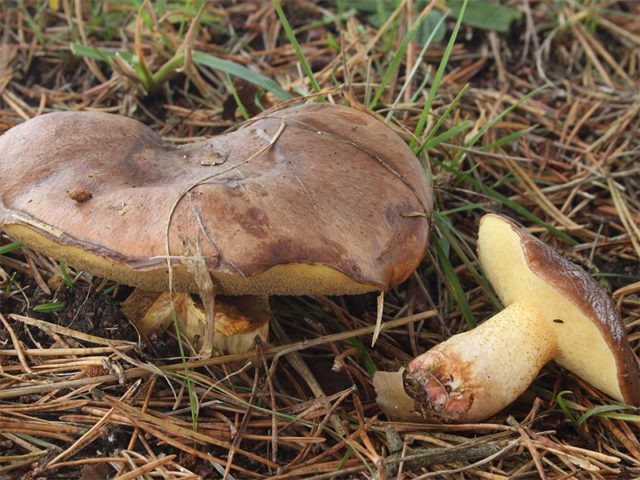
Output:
1,1,640,479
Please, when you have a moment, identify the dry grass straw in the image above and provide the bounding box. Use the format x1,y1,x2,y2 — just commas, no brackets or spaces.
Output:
1,0,640,478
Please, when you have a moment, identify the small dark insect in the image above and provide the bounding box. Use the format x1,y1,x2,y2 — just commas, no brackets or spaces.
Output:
553,319,564,324
68,187,93,203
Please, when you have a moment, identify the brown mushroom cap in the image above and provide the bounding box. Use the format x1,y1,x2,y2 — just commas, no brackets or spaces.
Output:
479,213,640,405
0,103,432,296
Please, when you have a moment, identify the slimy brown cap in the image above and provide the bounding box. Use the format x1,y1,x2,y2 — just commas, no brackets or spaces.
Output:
0,103,432,296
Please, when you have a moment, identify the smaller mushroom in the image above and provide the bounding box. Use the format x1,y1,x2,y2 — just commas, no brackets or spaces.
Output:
376,213,640,423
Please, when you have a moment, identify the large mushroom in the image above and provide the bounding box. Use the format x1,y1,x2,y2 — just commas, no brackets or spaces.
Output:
376,213,640,422
0,102,432,354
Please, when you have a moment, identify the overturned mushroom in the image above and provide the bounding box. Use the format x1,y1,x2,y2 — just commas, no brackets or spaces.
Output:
376,213,640,423
0,102,432,354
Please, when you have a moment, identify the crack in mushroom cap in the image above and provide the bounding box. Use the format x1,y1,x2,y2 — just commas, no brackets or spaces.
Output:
0,103,432,296
479,214,640,405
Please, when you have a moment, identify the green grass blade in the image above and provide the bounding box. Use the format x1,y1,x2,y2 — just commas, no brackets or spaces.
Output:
431,226,476,328
59,262,74,288
414,84,470,155
70,43,125,62
171,308,199,431
16,0,45,44
192,50,293,101
434,211,501,310
419,120,473,154
370,4,434,109
411,0,469,148
0,241,23,255
4,272,16,296
578,403,638,426
272,0,321,94
556,390,581,430
432,156,577,245
71,44,292,101
464,84,547,148
387,12,446,119
150,54,188,87
33,302,65,313
479,127,532,150
227,73,251,120
592,412,640,422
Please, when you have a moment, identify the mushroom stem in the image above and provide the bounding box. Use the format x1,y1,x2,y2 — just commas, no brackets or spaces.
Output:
121,290,270,354
405,301,557,422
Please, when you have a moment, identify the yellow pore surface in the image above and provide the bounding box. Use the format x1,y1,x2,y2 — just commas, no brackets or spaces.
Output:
478,215,623,401
3,223,378,296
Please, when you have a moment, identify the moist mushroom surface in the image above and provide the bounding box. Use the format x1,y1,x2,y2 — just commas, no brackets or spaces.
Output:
0,103,432,353
0,103,432,296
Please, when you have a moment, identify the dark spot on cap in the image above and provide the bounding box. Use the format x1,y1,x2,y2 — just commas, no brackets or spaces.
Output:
242,207,269,238
68,187,92,203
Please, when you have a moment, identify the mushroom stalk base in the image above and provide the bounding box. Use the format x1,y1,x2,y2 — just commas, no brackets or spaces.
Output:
122,290,270,355
405,301,556,422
